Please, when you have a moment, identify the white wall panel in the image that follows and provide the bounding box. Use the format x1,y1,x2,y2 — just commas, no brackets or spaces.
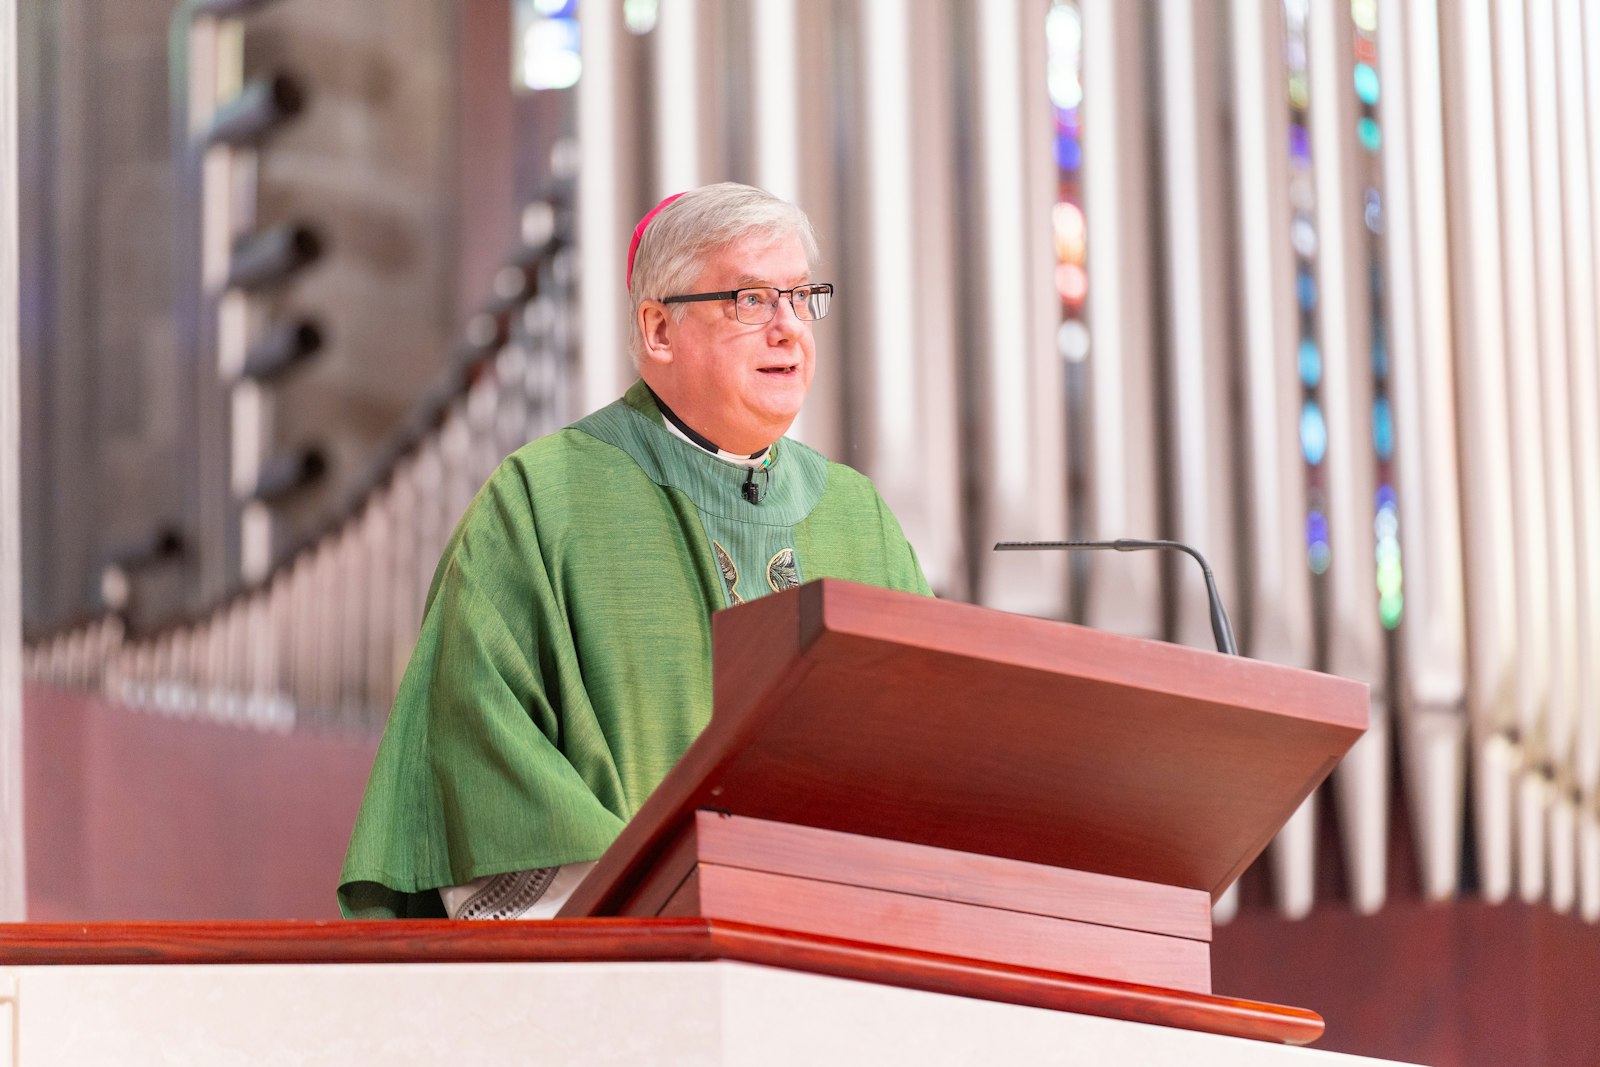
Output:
0,959,1422,1066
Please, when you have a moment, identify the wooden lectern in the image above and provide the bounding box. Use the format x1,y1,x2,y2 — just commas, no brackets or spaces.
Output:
560,579,1367,1043
3,581,1373,1057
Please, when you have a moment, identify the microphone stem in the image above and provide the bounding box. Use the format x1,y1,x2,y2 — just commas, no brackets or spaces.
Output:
994,539,1239,656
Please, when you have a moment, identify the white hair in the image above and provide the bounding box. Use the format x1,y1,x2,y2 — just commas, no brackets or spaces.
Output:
627,182,820,366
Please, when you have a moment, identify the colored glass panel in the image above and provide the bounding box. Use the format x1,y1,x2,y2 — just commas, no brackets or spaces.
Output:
1299,338,1322,388
1354,62,1380,105
1300,402,1328,465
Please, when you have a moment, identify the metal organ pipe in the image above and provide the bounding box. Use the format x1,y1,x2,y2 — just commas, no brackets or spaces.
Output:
1379,0,1470,904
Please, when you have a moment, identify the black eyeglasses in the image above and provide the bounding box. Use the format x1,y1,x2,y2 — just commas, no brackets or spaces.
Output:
661,283,834,325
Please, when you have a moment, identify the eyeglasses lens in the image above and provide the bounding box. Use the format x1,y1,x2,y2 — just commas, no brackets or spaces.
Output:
732,286,832,325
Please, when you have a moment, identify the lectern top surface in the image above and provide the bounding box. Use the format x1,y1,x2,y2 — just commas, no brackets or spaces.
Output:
564,580,1366,917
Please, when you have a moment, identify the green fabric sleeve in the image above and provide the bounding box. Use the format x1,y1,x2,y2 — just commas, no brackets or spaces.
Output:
338,458,630,918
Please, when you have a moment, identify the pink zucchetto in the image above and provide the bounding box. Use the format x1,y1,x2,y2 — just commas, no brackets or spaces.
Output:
626,192,686,289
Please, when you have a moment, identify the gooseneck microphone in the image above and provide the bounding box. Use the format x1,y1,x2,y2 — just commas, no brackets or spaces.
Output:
993,539,1239,656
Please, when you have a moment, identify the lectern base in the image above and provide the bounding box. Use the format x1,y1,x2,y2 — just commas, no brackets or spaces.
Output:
628,811,1215,993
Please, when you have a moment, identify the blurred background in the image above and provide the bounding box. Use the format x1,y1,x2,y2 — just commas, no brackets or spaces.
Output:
8,1,1600,1062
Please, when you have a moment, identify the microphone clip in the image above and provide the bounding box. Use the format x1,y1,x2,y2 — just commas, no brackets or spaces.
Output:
742,466,767,504
742,453,774,505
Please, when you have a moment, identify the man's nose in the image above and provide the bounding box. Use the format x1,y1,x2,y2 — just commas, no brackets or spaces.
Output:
768,295,804,338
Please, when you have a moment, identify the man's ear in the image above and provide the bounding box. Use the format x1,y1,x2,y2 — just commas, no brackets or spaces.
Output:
639,302,674,365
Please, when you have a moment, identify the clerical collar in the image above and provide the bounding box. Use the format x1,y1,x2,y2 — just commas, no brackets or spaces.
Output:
647,387,773,469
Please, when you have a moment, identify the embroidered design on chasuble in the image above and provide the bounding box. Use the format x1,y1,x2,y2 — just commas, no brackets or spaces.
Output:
563,383,841,615
714,541,744,605
768,548,799,592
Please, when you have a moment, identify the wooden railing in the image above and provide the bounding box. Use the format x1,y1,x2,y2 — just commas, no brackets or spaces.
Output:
0,917,1324,1046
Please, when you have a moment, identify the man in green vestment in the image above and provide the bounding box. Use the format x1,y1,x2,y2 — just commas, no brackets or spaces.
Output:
339,183,931,919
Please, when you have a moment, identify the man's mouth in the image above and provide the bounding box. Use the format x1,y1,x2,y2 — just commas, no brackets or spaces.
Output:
758,363,798,375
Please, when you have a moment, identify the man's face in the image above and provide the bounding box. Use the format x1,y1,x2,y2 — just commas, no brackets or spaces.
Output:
639,232,816,455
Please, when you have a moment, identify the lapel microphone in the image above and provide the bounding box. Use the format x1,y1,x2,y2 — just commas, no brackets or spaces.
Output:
741,449,774,505
742,465,768,504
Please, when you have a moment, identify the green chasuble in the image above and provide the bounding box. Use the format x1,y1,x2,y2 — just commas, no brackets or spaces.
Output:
338,382,931,917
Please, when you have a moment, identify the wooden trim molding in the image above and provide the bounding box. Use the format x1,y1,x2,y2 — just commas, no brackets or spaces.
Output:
635,812,1215,994
0,918,1324,1046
